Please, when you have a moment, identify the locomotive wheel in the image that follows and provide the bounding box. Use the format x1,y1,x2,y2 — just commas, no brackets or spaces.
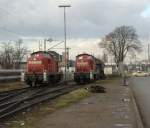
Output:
26,81,33,87
32,81,36,87
28,81,36,87
29,84,32,87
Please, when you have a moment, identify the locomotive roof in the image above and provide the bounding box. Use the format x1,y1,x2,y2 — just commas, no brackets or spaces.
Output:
31,51,55,58
76,53,92,57
76,53,104,65
31,51,49,55
48,51,62,61
31,51,62,61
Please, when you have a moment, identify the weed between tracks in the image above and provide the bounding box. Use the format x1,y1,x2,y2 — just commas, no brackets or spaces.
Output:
53,88,90,108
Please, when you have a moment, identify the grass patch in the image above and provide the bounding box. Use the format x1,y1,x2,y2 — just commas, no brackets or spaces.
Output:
53,88,90,109
5,120,26,128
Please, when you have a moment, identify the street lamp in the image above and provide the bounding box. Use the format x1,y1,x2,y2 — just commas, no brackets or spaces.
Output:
58,4,71,81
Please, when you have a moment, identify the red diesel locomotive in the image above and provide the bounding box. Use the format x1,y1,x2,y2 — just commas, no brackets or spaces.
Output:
74,53,105,84
22,51,63,87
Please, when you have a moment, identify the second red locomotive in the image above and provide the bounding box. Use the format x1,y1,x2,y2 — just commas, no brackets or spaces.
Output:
23,51,63,87
74,53,105,84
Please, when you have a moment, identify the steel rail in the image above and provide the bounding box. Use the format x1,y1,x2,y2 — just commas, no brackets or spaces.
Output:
0,84,78,120
0,87,29,97
0,87,76,119
0,86,67,114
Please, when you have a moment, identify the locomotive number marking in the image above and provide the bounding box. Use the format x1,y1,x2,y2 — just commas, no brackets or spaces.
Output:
77,62,88,66
28,61,42,64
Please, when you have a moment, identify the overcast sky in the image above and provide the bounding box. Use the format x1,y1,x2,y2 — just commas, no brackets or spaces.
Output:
0,0,150,60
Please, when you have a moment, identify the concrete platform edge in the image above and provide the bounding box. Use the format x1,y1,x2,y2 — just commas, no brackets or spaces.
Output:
130,86,144,128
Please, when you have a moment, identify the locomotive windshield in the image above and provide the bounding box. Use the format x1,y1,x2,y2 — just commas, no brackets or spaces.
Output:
75,54,94,72
30,52,51,58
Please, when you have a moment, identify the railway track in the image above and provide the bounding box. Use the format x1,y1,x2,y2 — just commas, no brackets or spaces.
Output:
0,87,29,97
0,83,78,120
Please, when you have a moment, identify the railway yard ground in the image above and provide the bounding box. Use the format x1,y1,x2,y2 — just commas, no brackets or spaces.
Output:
0,77,143,128
0,81,26,93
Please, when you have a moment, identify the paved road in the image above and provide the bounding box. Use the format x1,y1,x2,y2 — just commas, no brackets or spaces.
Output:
130,77,150,128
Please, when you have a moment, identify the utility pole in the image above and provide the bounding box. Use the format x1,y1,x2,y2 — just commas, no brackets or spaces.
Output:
66,47,71,69
59,4,71,81
148,44,150,63
44,39,46,51
17,39,22,69
134,54,137,71
39,40,42,51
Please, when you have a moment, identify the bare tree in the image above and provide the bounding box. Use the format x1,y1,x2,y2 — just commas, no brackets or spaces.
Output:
0,43,15,69
0,40,28,69
14,39,28,69
102,51,108,63
99,26,142,67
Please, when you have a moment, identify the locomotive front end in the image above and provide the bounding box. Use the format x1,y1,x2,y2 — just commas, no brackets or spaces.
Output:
24,51,63,87
25,52,47,86
74,54,94,84
74,53,105,84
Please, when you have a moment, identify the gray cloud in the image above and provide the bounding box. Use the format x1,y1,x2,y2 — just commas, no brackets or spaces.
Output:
0,0,149,40
69,0,150,38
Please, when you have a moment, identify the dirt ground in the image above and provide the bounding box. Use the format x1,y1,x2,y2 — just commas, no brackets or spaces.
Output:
33,78,137,128
1,78,139,128
0,81,26,92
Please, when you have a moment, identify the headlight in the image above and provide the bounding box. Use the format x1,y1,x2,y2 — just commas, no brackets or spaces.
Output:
43,70,47,82
21,72,25,82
